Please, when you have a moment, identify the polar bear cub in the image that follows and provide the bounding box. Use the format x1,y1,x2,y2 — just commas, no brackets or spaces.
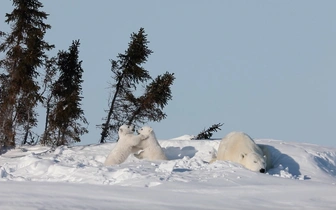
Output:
211,131,266,173
134,126,167,161
104,124,147,166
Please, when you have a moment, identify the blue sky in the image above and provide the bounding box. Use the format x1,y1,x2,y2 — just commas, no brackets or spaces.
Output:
1,1,335,147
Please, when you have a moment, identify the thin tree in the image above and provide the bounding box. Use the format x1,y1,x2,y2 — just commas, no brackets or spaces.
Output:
40,57,57,145
43,40,88,146
100,28,152,143
0,0,54,147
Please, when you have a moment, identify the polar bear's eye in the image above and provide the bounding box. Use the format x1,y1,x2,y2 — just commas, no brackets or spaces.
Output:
254,161,257,163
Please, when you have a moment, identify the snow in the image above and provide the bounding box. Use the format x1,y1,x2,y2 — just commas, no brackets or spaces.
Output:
1,137,336,209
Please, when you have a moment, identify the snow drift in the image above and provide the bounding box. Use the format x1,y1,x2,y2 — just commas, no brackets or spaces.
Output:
1,136,336,209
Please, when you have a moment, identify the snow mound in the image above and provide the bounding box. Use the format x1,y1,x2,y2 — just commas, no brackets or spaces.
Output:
256,139,336,182
1,138,336,209
1,138,335,187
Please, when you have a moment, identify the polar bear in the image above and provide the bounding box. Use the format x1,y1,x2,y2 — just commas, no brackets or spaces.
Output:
133,126,167,161
211,131,266,173
104,124,147,166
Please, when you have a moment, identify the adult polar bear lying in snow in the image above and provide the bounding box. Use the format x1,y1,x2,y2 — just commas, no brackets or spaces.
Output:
211,131,267,173
133,126,167,161
104,124,147,166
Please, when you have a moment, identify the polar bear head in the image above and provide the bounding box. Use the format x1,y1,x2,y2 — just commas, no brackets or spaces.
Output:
137,126,154,136
118,124,135,136
240,152,266,173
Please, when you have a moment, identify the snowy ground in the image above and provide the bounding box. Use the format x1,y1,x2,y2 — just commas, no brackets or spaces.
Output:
1,136,336,209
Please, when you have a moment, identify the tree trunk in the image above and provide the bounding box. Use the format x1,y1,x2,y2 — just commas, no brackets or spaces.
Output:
22,127,29,145
42,96,52,144
22,110,30,145
127,106,142,125
100,75,123,143
4,114,16,147
55,129,61,147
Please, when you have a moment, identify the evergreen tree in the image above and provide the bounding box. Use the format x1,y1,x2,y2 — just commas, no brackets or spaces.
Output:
100,28,152,143
194,123,224,140
42,40,88,146
40,57,57,145
100,28,175,142
0,0,54,147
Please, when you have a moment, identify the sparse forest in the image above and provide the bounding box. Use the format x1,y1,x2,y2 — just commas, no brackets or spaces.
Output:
0,0,175,151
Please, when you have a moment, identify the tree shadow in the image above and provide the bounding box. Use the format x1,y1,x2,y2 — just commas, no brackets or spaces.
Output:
163,146,198,160
258,144,307,179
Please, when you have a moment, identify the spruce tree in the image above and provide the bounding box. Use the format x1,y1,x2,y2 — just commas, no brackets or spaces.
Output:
0,0,54,147
43,40,88,146
100,28,175,142
100,28,152,143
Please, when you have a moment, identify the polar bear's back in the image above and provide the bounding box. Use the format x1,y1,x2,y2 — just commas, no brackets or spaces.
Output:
217,131,262,161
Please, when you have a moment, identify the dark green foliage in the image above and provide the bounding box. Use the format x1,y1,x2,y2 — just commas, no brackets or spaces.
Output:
100,28,175,143
41,40,88,146
194,123,224,140
0,0,54,147
126,72,175,125
100,28,152,143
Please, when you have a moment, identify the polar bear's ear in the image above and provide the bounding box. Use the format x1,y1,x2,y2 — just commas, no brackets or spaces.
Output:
149,127,153,133
119,128,123,133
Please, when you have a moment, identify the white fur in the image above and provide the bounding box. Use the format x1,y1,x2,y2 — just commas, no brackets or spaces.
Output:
134,126,167,161
104,124,146,166
211,131,266,173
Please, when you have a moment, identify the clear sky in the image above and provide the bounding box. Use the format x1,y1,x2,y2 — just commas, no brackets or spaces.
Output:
1,0,335,147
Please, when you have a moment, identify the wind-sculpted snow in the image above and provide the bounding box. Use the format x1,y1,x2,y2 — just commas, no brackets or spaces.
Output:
1,138,336,186
1,137,336,209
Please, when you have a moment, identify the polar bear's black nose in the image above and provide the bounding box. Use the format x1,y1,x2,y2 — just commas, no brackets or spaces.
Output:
259,168,265,173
